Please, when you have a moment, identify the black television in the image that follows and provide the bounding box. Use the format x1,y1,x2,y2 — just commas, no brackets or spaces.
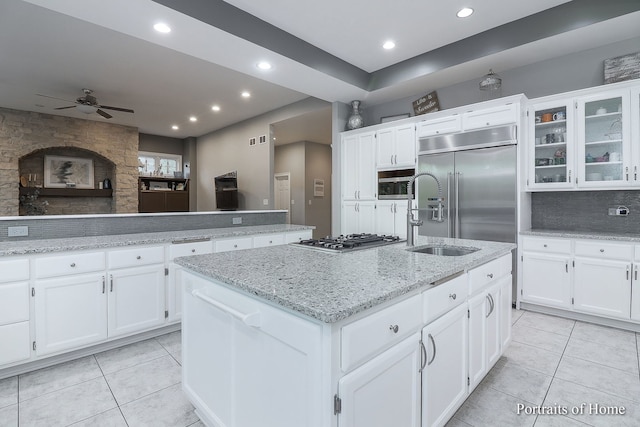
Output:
215,171,238,210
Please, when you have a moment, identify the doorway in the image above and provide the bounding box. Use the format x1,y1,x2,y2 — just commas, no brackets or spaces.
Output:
274,173,291,223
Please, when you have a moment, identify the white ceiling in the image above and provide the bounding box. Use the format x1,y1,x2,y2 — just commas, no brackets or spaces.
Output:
1,0,639,142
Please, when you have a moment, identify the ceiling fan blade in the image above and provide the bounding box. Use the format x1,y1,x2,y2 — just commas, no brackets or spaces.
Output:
99,105,135,114
36,93,76,103
96,109,113,119
54,105,76,110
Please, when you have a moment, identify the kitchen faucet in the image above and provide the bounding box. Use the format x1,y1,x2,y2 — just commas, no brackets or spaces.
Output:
406,172,445,246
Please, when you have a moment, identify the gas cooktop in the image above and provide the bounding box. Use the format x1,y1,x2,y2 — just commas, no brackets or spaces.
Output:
293,233,402,253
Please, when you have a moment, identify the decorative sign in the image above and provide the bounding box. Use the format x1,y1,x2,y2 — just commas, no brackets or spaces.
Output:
412,91,440,116
604,52,640,84
313,179,324,197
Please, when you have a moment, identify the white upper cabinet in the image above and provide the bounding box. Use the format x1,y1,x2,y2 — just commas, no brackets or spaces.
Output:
417,115,462,138
376,123,416,169
463,104,518,131
342,131,377,200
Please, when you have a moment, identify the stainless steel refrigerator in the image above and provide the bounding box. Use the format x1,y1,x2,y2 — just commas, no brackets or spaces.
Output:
416,125,517,300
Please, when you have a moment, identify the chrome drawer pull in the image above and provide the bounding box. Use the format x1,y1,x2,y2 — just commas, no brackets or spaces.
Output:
191,249,196,253
70,262,76,267
427,334,436,366
449,293,457,300
487,273,494,279
136,255,142,260
599,249,604,253
389,324,399,333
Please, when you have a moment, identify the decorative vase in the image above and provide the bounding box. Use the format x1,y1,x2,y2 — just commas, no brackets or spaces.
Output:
346,100,364,130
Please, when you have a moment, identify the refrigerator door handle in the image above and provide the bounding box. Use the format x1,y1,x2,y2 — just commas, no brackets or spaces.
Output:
447,172,453,238
455,172,461,238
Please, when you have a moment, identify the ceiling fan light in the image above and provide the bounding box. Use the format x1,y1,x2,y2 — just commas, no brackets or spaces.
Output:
76,104,97,114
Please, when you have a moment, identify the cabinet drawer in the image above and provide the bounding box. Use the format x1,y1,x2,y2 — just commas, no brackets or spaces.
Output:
35,251,105,279
0,258,29,283
574,240,633,260
0,321,30,366
522,236,571,254
169,240,213,260
253,234,285,248
0,282,29,325
469,253,511,295
341,294,422,372
214,237,253,252
417,115,462,138
108,246,165,269
285,230,313,244
463,104,517,130
423,273,468,324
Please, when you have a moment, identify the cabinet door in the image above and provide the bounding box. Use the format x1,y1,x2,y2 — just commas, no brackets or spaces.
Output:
631,87,640,186
394,202,410,239
108,265,166,338
576,90,631,187
422,303,468,427
632,264,640,321
357,132,377,200
376,128,395,169
499,275,512,349
358,202,376,234
375,201,396,237
0,322,30,366
467,292,487,392
342,134,360,200
573,257,631,319
395,124,417,167
34,273,107,356
338,333,421,427
521,253,571,309
463,104,517,130
528,100,574,189
342,201,358,235
485,281,501,369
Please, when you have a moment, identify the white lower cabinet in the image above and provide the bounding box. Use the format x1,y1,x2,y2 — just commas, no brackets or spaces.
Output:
182,273,323,427
338,333,421,427
107,265,166,338
342,201,376,235
573,257,631,319
521,252,571,309
375,201,410,239
34,273,108,356
0,258,30,366
422,303,468,427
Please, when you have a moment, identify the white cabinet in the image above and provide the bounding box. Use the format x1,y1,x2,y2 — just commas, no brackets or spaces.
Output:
342,201,376,235
253,233,285,248
417,115,462,138
342,131,377,201
573,241,633,320
338,333,421,427
375,200,411,239
633,245,640,322
182,272,324,427
285,230,313,243
34,272,108,356
376,123,416,169
167,239,214,322
214,236,253,252
0,258,30,366
521,237,572,309
463,104,518,131
421,303,468,427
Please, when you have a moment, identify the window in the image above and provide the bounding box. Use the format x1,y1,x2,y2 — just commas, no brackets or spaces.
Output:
138,151,182,176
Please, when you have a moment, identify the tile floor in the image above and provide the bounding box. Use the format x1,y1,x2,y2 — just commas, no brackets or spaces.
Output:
0,310,638,426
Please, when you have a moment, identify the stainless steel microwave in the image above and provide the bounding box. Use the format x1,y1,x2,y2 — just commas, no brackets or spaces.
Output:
378,169,415,200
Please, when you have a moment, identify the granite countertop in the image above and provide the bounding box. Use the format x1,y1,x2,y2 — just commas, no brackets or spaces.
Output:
174,236,515,323
521,229,640,243
0,224,313,256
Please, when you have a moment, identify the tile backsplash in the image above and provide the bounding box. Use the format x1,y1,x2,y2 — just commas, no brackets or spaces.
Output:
531,191,640,233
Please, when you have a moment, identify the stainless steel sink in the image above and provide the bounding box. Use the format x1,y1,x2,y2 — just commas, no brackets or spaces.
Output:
409,245,479,256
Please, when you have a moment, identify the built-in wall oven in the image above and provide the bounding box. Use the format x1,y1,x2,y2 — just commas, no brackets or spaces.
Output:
377,168,415,200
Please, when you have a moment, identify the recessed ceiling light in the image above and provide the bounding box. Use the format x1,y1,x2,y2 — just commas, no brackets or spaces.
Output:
153,23,171,33
241,91,251,98
211,105,221,112
257,61,272,70
456,7,474,18
189,116,197,122
382,40,396,50
171,125,179,130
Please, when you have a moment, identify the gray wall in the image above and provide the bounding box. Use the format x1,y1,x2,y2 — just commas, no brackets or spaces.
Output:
305,142,332,238
274,142,306,225
531,191,640,234
195,97,330,212
139,133,185,155
363,36,640,125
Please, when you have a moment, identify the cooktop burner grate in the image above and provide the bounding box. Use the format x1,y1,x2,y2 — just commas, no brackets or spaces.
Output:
295,233,402,252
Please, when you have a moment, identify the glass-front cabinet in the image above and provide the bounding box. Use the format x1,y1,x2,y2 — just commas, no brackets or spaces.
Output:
576,90,631,188
528,100,574,189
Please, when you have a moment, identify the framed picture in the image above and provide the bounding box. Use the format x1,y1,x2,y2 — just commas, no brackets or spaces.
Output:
313,179,324,197
380,113,410,124
44,155,94,189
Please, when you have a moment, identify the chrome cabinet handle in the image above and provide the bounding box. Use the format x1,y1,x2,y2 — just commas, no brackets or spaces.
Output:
233,244,238,248
389,324,399,333
110,275,113,292
635,265,638,281
627,265,630,280
568,170,572,182
487,273,494,279
394,155,397,164
136,255,142,260
419,340,427,372
102,276,105,294
486,293,495,317
70,262,76,267
600,249,604,253
427,333,436,366
354,190,357,199
449,293,457,300
626,167,629,181
191,249,196,253
390,155,394,164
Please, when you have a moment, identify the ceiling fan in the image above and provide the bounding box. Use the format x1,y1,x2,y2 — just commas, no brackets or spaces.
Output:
36,88,134,119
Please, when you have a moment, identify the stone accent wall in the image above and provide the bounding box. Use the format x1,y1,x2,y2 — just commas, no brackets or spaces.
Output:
0,107,139,216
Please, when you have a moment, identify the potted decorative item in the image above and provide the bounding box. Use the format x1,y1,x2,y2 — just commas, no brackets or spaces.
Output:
346,100,364,130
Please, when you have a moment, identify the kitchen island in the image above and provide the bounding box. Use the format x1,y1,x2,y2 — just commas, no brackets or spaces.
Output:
175,235,515,427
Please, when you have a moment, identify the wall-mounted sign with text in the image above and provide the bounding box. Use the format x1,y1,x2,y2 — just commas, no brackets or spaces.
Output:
412,91,440,116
